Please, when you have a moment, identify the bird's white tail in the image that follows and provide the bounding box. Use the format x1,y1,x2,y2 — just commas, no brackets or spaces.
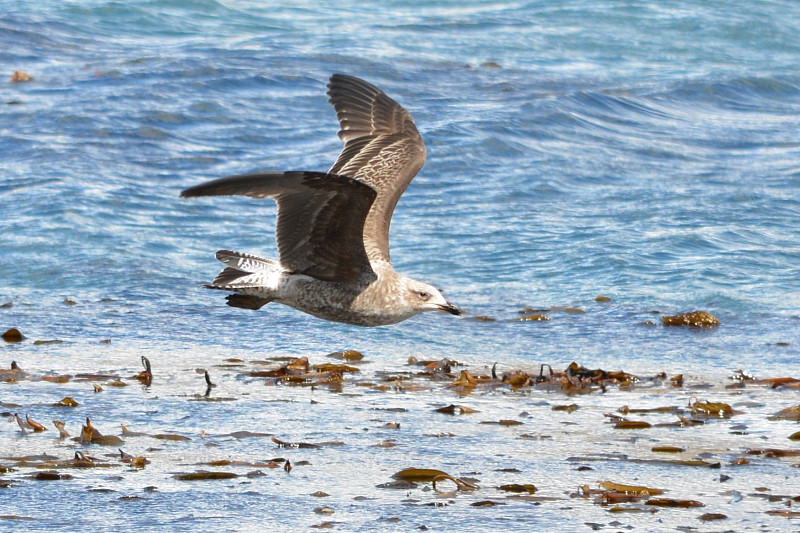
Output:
207,249,286,289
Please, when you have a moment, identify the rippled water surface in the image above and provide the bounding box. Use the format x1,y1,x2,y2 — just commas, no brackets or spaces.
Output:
2,1,800,531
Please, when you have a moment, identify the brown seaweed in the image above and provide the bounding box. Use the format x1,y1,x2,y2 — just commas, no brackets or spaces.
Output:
645,498,704,508
136,356,152,386
434,404,478,415
392,468,449,482
769,405,800,421
662,311,719,328
598,481,664,496
53,397,79,408
174,471,238,481
2,328,24,342
689,397,741,418
498,483,537,494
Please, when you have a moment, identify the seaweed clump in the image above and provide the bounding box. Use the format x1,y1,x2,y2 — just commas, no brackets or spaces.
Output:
662,311,719,328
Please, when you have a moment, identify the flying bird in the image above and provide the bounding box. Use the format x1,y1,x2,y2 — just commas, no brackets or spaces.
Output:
181,74,461,326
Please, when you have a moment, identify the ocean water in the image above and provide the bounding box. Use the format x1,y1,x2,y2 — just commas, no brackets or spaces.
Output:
2,1,799,531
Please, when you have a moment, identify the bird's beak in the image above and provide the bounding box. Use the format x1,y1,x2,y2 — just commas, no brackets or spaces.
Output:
438,302,462,316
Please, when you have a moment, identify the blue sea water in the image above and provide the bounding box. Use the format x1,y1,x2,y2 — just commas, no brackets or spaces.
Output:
1,1,800,531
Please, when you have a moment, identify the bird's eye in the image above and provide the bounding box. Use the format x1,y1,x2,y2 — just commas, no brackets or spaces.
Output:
418,291,430,301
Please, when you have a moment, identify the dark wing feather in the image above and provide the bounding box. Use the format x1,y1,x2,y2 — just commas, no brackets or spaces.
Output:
181,171,377,282
327,74,426,264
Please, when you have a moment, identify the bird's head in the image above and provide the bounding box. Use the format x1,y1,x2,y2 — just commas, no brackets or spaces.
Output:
401,277,462,317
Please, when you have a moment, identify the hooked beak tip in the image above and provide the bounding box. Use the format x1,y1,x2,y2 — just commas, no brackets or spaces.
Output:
439,303,463,316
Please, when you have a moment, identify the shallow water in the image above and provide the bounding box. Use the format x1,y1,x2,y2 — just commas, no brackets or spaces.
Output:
2,1,800,530
2,355,800,532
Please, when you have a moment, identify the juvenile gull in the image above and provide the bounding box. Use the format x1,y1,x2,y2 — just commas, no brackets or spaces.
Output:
181,74,461,326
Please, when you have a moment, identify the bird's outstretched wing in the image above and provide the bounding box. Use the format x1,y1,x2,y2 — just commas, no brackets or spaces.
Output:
181,171,377,282
327,74,426,264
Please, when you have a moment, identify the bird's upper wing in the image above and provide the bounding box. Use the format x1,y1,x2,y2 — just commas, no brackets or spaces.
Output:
326,74,426,265
181,171,377,282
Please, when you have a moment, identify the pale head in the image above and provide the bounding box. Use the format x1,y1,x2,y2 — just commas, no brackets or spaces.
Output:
399,275,462,317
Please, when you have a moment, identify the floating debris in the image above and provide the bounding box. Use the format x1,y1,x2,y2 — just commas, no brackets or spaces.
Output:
271,436,343,449
9,413,29,434
174,471,238,481
699,513,727,521
203,369,216,396
153,433,191,442
652,446,684,453
746,448,800,458
551,306,585,314
120,424,149,437
33,339,63,345
517,314,549,322
72,451,96,468
136,356,152,386
689,397,741,418
11,71,34,83
40,374,70,383
79,417,123,446
645,498,704,508
614,420,652,430
52,420,69,438
53,397,79,408
498,483,537,494
662,311,719,328
311,363,360,373
326,350,364,362
286,357,310,371
25,414,47,432
0,361,24,381
768,405,800,421
755,377,800,389
598,481,664,496
392,468,449,482
431,474,478,492
552,404,579,413
2,328,24,342
618,405,682,415
434,404,478,415
480,419,523,426
501,369,530,388
220,431,272,439
32,471,72,481
765,510,800,517
450,370,475,389
118,449,134,463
